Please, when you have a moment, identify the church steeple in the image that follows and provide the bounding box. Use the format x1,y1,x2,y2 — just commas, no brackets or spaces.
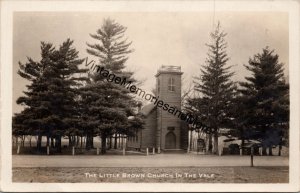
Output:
155,65,183,150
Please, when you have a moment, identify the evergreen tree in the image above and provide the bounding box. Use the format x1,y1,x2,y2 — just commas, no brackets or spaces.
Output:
87,18,133,73
45,39,87,152
14,39,86,153
239,47,289,156
13,108,32,147
14,42,56,152
84,18,142,154
190,22,236,154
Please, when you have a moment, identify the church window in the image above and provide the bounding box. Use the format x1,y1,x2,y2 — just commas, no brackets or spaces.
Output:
168,77,175,92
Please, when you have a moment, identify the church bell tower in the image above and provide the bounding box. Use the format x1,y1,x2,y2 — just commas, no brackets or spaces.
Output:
155,65,183,150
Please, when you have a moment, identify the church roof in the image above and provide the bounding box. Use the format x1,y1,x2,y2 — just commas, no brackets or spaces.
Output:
140,103,156,116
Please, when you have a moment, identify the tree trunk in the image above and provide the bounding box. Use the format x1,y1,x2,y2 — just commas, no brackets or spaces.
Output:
114,134,117,149
73,136,75,146
206,133,213,153
278,137,282,156
51,137,55,148
55,135,62,153
240,127,245,155
85,134,94,150
101,134,107,154
76,136,80,147
37,133,42,153
21,135,25,147
278,144,282,156
68,135,72,147
46,135,50,147
189,130,193,150
262,146,267,155
80,136,83,152
118,134,121,148
91,136,94,148
241,139,245,155
213,131,218,154
86,134,91,150
109,136,112,149
268,146,273,156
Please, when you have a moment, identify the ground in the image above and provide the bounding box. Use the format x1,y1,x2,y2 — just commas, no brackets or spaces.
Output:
12,153,288,183
13,166,288,183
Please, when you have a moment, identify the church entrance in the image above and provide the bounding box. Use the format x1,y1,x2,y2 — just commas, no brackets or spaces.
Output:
165,131,176,149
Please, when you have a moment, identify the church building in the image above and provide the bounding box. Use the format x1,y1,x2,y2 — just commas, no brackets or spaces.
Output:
127,65,188,152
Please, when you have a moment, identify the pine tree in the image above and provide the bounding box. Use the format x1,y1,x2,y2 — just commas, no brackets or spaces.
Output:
13,108,32,147
87,18,133,73
84,18,142,154
239,47,289,156
45,39,87,152
191,22,236,154
14,42,56,152
14,39,86,153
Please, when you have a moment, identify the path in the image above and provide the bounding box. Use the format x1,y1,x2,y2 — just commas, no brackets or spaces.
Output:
12,154,288,168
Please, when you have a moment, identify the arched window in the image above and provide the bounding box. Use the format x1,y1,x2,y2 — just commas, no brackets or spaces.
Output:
168,77,175,92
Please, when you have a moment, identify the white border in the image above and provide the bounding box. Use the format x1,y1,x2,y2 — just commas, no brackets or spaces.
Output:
1,0,299,192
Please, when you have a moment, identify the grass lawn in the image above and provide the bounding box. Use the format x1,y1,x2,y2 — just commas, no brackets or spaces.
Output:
13,166,288,183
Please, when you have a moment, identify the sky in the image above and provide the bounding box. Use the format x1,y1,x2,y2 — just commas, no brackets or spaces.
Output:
13,11,289,113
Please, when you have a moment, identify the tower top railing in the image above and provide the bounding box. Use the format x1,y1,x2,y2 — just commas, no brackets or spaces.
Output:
158,65,181,73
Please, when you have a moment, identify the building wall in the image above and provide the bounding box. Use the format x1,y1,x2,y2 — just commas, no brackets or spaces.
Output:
127,109,157,150
140,109,157,149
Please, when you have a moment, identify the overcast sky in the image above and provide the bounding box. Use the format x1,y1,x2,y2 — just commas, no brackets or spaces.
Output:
13,11,289,113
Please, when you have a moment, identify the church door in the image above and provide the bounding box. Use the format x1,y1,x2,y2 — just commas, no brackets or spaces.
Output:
165,132,176,149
